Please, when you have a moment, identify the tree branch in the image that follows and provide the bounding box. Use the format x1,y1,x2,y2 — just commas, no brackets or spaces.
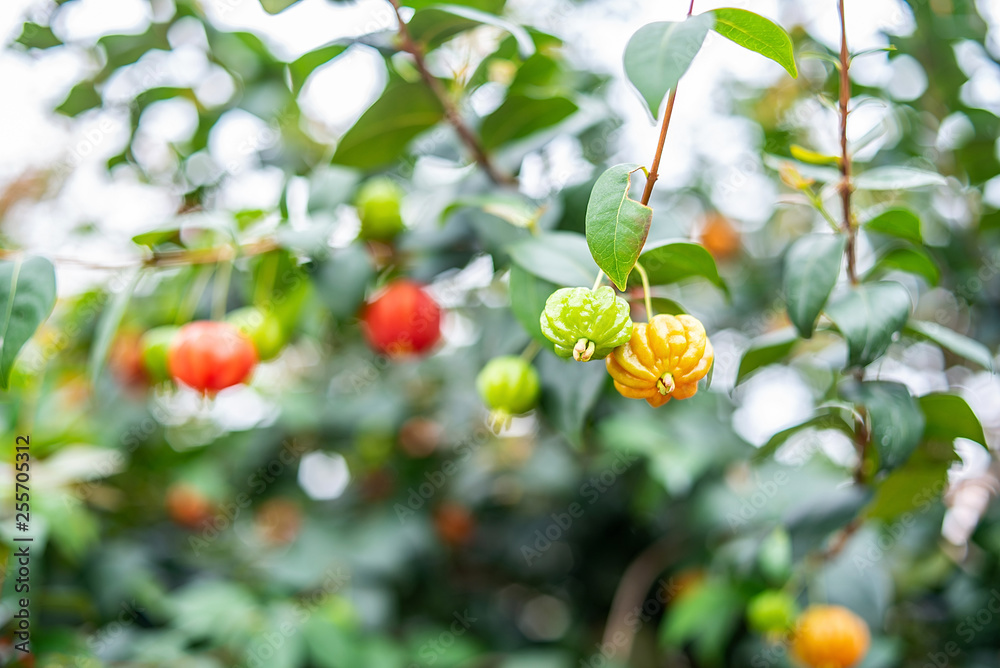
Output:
387,0,515,186
838,0,858,284
0,239,281,271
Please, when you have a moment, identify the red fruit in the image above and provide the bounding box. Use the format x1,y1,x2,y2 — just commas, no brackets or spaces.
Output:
168,321,257,392
166,484,214,529
361,280,442,357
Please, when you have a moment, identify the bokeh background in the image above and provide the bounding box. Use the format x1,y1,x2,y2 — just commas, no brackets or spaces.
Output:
1,0,1000,666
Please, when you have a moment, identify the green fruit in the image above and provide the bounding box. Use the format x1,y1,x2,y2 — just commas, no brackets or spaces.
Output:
747,590,799,635
476,356,540,416
140,326,180,382
356,178,405,241
540,286,633,361
758,527,792,584
226,307,285,360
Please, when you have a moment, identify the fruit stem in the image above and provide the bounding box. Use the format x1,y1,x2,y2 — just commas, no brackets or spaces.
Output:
634,261,654,320
592,270,605,291
520,340,541,362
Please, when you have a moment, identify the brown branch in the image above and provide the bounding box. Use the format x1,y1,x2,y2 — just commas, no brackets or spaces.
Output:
387,0,515,186
599,536,678,664
838,0,858,284
639,0,696,206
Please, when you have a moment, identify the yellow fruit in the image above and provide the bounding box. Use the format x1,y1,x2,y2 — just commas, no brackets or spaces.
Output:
605,314,714,407
791,605,870,668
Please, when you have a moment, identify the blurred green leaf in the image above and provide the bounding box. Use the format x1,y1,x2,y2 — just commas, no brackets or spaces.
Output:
854,166,947,190
90,268,144,385
258,0,304,14
710,8,797,78
537,350,607,449
661,578,743,664
313,245,375,320
410,5,534,56
289,43,349,94
332,83,445,169
509,264,558,352
863,208,922,244
56,81,102,116
842,380,924,471
0,256,57,389
508,231,598,287
480,94,577,149
443,194,538,228
624,15,714,119
783,234,844,338
585,164,652,290
16,22,62,49
826,282,911,367
754,406,854,461
906,320,995,371
919,393,987,447
632,240,727,292
790,144,839,165
867,246,940,285
737,327,798,383
649,297,687,315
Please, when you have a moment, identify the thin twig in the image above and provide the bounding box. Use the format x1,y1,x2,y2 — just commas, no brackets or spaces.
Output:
639,0,696,205
387,0,515,186
838,0,858,284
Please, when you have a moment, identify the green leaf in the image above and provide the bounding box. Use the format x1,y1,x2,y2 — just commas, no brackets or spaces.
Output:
863,208,922,244
409,5,534,56
623,14,714,119
737,327,798,383
919,393,987,447
789,144,839,166
754,406,854,461
132,227,181,249
403,0,505,11
710,8,798,78
854,166,947,191
906,321,995,372
258,0,304,14
508,232,598,287
508,264,558,352
537,351,607,450
585,164,653,290
631,241,727,292
842,380,924,471
826,282,910,367
332,83,445,169
479,94,577,150
56,81,101,117
16,22,62,49
89,269,144,385
288,43,349,94
867,246,940,285
865,454,950,522
783,234,845,338
443,195,538,228
661,578,744,665
0,257,57,389
649,297,687,315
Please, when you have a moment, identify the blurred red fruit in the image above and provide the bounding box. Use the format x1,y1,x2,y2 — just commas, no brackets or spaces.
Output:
168,321,257,392
361,280,442,357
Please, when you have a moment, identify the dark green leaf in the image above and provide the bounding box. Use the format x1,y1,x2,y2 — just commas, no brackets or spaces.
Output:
649,297,686,315
826,282,911,367
538,351,607,450
710,8,797,78
0,257,57,389
906,320,995,371
754,407,854,461
631,241,727,292
737,327,798,383
479,94,577,150
919,393,987,448
16,22,62,49
842,380,924,471
332,83,445,169
258,0,304,14
863,208,922,244
854,167,947,191
865,455,950,522
56,82,102,117
783,234,845,338
288,43,348,94
623,14,714,119
508,264,558,351
585,164,653,290
661,578,743,665
867,246,940,285
90,269,144,385
508,232,598,287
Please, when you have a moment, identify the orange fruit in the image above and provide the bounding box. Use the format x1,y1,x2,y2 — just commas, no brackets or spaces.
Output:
791,605,870,668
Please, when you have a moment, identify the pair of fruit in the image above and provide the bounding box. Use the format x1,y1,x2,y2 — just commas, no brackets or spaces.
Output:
542,285,714,407
748,592,870,668
140,306,284,393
